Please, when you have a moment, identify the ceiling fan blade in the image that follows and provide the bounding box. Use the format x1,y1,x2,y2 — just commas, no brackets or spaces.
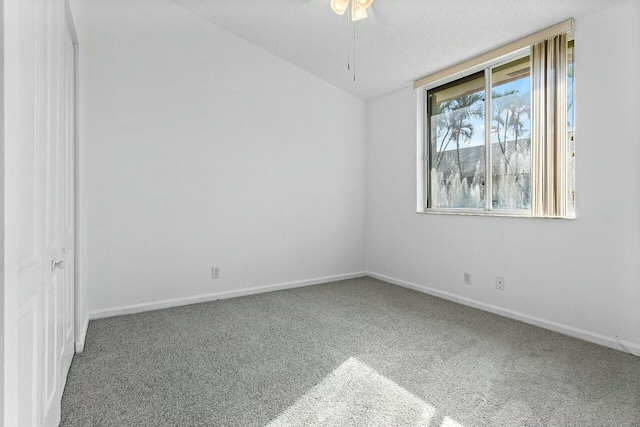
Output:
356,4,378,31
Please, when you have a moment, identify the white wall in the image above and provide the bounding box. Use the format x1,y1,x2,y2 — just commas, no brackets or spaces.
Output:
80,0,367,315
366,0,640,353
77,0,639,355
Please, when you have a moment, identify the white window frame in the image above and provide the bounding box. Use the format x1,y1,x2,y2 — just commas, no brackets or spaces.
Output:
415,21,575,218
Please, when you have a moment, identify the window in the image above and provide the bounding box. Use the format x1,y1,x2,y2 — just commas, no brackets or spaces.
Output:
416,21,575,218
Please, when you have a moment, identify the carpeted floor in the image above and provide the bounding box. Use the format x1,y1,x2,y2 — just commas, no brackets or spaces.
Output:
61,277,640,427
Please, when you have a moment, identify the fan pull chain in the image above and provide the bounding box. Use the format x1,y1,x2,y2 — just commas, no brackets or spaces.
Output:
347,9,351,71
353,22,356,81
343,0,357,82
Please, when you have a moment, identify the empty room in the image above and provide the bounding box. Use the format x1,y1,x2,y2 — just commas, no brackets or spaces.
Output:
3,0,640,425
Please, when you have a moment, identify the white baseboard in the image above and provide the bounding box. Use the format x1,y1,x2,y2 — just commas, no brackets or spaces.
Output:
86,270,639,357
89,271,367,320
367,272,640,357
75,315,89,353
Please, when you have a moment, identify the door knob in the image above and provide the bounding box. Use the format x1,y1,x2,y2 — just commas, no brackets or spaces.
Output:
51,260,65,271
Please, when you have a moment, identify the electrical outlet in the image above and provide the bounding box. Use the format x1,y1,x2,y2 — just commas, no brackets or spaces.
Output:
464,273,472,285
212,267,220,279
496,276,505,290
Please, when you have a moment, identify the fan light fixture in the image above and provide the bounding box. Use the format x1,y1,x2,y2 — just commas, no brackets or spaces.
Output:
330,0,374,82
331,0,373,21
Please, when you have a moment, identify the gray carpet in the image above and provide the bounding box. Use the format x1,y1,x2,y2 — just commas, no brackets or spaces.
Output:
61,277,640,427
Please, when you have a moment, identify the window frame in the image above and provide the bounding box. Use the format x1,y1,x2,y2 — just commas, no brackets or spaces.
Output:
416,35,574,219
423,48,531,216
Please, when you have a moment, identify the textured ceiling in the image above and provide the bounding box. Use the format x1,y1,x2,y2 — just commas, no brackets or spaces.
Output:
174,0,622,101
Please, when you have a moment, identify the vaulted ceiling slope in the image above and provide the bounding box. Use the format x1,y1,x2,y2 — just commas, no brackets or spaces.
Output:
174,0,622,101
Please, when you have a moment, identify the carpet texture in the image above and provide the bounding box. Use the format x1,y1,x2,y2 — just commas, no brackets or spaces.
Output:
61,277,640,426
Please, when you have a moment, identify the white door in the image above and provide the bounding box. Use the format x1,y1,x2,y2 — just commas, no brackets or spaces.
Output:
13,0,46,425
7,0,76,425
42,5,76,427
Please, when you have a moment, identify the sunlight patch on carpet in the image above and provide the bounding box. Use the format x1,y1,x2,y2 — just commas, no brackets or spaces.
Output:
267,357,451,426
441,416,466,427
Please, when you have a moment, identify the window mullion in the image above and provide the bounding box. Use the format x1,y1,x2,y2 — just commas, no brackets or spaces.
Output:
484,68,492,211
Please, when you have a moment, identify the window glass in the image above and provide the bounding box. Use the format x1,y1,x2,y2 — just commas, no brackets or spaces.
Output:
491,55,532,210
428,72,486,209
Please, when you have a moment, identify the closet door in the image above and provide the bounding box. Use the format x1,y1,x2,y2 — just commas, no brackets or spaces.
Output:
8,0,75,425
14,0,46,425
41,1,75,426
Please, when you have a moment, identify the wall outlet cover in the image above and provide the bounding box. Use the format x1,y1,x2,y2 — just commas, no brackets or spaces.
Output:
464,273,472,284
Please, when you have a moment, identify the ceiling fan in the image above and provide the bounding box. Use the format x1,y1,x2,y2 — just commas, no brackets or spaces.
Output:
330,0,375,22
301,0,380,81
303,0,379,28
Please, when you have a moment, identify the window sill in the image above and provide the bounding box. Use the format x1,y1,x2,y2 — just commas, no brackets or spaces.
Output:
418,209,575,219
